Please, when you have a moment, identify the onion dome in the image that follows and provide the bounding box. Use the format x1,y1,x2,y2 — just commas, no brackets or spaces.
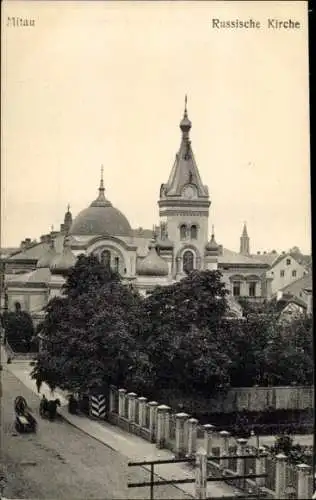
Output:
69,167,132,237
37,235,57,269
50,236,76,275
156,237,174,251
206,226,219,252
180,95,192,133
137,241,169,276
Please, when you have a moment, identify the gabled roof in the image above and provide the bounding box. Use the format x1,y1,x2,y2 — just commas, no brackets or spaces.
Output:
276,294,307,312
271,252,311,269
279,273,313,297
218,248,269,267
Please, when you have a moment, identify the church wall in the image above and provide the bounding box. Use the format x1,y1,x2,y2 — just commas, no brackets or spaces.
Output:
165,213,209,276
29,291,48,312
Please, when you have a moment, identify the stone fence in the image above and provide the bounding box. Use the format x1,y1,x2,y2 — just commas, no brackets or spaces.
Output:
158,385,314,414
103,386,313,499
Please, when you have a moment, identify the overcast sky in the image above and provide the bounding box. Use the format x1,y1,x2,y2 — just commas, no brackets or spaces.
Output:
1,1,311,254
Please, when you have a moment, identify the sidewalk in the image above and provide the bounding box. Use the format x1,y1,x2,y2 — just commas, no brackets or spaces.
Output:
5,359,237,499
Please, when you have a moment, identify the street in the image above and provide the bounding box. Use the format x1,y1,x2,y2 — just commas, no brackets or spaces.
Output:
1,368,192,499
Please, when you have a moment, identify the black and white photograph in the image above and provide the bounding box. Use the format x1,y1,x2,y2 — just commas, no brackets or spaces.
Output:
0,1,313,499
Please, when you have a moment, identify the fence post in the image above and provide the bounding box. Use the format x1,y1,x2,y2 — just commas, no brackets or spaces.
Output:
203,424,215,456
109,385,116,414
297,463,312,499
187,418,199,458
156,405,169,449
148,401,158,442
236,438,248,476
195,447,207,499
118,388,127,417
164,406,171,443
255,447,266,488
137,396,147,427
127,392,137,422
275,453,287,499
175,412,189,458
219,430,230,470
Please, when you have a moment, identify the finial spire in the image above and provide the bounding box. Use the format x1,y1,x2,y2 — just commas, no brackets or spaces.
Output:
184,94,188,116
100,165,104,191
212,224,215,236
67,203,70,212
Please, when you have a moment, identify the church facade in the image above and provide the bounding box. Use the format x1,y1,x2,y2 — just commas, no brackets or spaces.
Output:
3,102,272,322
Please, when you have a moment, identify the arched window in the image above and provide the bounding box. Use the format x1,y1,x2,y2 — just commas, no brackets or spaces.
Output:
183,250,194,274
101,250,111,269
180,224,187,240
190,225,198,239
114,256,119,273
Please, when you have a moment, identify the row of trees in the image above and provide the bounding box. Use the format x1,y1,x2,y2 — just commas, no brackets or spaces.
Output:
31,255,313,398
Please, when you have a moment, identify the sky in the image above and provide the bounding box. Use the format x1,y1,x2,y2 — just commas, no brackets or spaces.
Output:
1,1,311,254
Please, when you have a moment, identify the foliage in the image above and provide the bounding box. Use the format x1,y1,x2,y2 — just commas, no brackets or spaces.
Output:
268,434,313,466
219,313,313,387
139,270,231,396
3,302,35,352
31,255,144,393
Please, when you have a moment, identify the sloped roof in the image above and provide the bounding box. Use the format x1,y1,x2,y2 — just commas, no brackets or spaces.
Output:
218,248,269,267
160,105,209,199
271,252,311,269
7,242,50,261
251,253,279,266
280,273,313,297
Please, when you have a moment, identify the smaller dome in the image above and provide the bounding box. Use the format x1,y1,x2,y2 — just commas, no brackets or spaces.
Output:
156,237,174,250
137,242,169,277
206,228,219,252
37,245,57,269
50,239,76,275
180,115,192,133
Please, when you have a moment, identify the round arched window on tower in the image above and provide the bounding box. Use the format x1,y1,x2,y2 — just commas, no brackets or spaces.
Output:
183,250,194,274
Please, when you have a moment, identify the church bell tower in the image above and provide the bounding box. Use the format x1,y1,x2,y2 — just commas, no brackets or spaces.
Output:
158,97,211,278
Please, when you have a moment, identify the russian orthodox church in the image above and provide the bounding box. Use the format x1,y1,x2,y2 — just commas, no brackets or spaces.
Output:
4,99,273,323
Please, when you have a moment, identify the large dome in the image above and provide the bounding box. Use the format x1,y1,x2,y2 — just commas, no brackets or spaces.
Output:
69,177,132,237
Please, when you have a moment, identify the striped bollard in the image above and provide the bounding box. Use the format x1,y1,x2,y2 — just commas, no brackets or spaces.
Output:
90,394,106,419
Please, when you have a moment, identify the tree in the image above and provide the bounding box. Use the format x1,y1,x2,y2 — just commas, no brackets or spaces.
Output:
138,270,231,397
31,256,144,394
4,302,34,353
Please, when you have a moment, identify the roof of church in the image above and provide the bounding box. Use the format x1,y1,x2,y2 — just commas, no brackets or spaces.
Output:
218,248,269,266
251,252,279,266
69,170,132,237
159,98,209,200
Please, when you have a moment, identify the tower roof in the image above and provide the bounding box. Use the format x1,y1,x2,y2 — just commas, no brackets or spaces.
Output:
241,222,249,238
159,97,209,201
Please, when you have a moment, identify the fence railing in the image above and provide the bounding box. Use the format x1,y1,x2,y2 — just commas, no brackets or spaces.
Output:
104,385,314,499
